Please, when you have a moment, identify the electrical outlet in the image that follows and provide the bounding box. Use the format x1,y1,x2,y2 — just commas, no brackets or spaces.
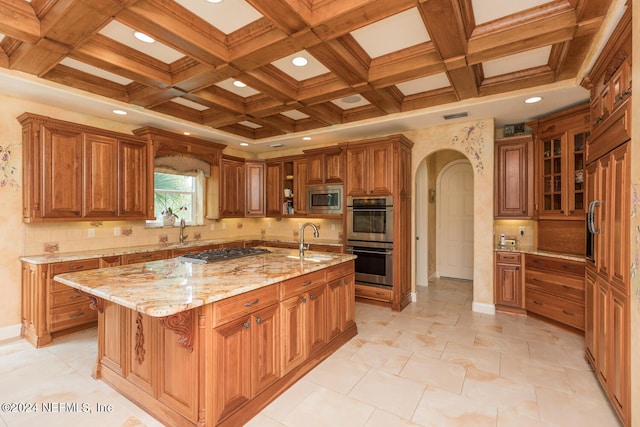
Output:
88,228,95,238
114,227,121,236
519,226,525,236
210,223,215,231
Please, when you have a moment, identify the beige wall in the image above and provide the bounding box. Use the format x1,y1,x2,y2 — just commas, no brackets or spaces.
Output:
406,119,495,311
0,94,342,331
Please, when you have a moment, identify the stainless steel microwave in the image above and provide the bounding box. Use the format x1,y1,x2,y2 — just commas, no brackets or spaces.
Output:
307,185,343,214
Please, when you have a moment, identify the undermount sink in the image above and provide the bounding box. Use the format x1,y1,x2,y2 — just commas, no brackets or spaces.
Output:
287,254,333,262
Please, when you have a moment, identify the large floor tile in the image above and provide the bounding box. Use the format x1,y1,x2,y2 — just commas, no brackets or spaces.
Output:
281,387,374,427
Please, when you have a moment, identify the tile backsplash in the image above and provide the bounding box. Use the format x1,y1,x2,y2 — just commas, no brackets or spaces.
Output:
493,219,535,247
24,217,343,255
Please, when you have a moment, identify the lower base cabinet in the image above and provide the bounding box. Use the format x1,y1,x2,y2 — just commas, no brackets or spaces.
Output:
92,261,356,427
494,251,523,310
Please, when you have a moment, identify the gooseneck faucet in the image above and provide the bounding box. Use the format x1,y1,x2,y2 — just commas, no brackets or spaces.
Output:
179,218,189,244
299,222,320,258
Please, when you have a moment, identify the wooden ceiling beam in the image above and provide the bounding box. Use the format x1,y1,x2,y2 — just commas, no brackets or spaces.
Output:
368,43,444,88
246,0,310,33
150,102,206,124
307,35,369,86
72,34,172,87
447,66,479,99
418,0,466,60
201,110,247,128
400,86,458,112
243,65,299,102
127,84,186,108
250,115,296,134
298,103,343,125
120,0,228,66
8,38,67,75
479,65,556,96
193,86,247,115
43,64,129,102
360,85,403,114
0,0,41,43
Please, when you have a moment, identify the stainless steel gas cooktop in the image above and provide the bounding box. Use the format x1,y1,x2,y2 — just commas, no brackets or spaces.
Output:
177,247,270,264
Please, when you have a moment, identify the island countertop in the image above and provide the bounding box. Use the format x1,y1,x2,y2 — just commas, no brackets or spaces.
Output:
54,247,356,317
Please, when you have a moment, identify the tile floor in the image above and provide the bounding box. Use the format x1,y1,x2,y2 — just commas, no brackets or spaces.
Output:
0,278,621,427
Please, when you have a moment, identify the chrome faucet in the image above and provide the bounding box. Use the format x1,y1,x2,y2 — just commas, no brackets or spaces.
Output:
299,222,319,257
179,218,188,244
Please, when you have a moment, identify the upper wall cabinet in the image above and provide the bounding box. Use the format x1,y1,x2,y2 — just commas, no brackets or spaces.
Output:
494,136,533,218
18,113,154,222
527,104,590,220
304,146,344,185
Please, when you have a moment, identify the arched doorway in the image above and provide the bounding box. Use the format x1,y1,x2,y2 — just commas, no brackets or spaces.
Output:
436,160,474,280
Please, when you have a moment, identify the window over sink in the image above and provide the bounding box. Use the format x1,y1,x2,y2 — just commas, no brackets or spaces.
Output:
149,168,205,226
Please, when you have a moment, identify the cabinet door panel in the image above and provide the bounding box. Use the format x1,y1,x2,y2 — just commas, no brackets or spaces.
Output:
84,133,118,218
265,162,282,216
306,154,324,185
280,296,306,375
494,138,531,217
610,287,629,423
127,311,154,395
42,125,83,218
368,143,393,195
346,146,367,196
118,139,149,218
293,159,307,214
495,264,521,307
214,317,251,422
306,285,327,355
326,278,344,341
245,162,265,217
251,305,280,395
610,144,629,288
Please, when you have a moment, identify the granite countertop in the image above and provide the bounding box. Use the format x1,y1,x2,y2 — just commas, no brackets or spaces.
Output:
494,244,585,262
20,236,343,264
53,247,356,318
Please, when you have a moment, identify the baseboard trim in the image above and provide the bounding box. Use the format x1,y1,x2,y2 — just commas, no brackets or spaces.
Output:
411,292,417,302
0,323,21,342
472,302,495,315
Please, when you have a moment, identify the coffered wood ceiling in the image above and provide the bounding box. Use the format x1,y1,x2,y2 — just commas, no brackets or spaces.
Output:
0,0,616,144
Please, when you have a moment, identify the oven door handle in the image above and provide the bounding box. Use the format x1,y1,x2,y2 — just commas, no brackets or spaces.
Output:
347,248,393,255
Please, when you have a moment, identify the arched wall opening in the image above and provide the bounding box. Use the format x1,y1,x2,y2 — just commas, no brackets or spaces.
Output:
405,119,495,314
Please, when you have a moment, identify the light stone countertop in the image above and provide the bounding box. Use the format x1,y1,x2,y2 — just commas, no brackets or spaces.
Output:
20,236,343,264
494,245,585,262
53,247,356,318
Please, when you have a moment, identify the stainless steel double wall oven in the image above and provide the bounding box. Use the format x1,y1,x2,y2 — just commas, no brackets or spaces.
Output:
346,196,394,288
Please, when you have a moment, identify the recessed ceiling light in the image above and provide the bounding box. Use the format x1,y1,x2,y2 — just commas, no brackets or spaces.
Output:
233,80,247,88
270,143,284,148
112,109,127,115
525,96,543,104
133,31,155,44
292,56,308,67
183,131,191,136
303,136,312,141
206,0,223,3
240,142,249,147
342,95,362,104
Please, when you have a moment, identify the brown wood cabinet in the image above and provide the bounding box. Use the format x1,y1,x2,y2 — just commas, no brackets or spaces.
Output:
304,146,344,185
524,254,585,331
220,156,246,218
21,259,100,347
292,157,307,215
265,161,283,217
494,136,533,218
494,252,523,310
528,104,590,220
344,134,413,311
245,160,265,217
580,9,631,425
18,113,154,222
89,261,356,427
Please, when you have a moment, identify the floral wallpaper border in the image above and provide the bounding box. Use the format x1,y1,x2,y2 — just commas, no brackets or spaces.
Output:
451,121,488,175
0,144,19,189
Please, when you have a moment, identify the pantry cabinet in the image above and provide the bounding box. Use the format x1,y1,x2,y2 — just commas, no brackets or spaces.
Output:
345,140,394,196
580,9,631,425
18,113,154,222
220,156,246,218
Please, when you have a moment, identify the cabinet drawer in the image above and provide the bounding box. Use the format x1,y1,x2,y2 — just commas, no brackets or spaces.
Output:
525,270,584,302
496,252,521,264
525,288,584,330
280,270,325,300
49,300,98,332
50,259,100,276
355,285,392,302
213,284,279,326
326,261,354,282
50,287,91,309
525,254,584,276
121,250,169,265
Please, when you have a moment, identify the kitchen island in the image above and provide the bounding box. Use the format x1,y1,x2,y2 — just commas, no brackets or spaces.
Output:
54,247,357,427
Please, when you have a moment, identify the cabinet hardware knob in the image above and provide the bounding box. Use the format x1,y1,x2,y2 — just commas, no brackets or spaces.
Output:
73,211,80,216
301,297,307,303
515,267,519,270
68,311,84,319
375,292,384,296
562,265,575,270
562,285,572,290
560,210,564,214
309,294,315,300
533,300,543,305
69,295,81,300
255,317,262,324
302,280,312,286
243,321,250,328
522,210,526,214
562,310,575,317
243,298,259,307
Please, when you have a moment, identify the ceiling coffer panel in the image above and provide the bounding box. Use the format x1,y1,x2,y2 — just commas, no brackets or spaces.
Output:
0,0,613,139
